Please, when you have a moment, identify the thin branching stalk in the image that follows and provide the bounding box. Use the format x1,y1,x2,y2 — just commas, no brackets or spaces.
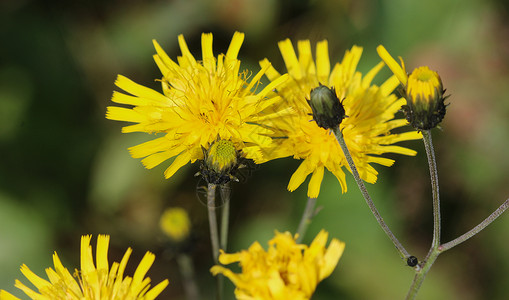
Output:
440,198,509,252
295,197,318,243
332,126,410,259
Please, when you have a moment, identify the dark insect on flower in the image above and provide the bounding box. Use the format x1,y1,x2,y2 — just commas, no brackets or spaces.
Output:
407,256,418,267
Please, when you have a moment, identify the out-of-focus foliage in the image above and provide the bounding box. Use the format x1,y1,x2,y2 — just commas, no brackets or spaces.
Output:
1,0,509,299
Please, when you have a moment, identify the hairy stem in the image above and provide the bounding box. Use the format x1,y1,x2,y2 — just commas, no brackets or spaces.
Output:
333,126,410,259
295,197,318,243
440,198,509,252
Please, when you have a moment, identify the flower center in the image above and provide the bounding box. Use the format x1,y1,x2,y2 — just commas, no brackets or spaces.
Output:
206,139,238,173
407,66,442,103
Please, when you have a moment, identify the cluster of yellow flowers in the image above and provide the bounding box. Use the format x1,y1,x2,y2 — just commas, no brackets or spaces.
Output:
2,32,447,300
0,235,168,300
211,230,345,299
106,32,421,198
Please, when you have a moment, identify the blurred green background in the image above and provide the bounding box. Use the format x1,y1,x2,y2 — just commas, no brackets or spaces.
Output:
1,0,509,299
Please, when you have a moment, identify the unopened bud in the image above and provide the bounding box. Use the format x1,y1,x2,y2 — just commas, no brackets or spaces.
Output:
307,84,346,129
403,66,447,130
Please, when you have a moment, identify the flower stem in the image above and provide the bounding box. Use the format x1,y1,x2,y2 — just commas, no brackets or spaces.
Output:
176,253,200,300
332,126,410,259
207,183,220,263
405,249,439,300
207,183,222,300
406,130,441,300
295,197,318,243
440,198,509,252
220,183,231,251
422,130,441,252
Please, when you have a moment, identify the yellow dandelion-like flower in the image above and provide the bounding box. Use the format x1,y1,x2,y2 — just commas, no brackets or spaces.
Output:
376,45,447,130
106,32,289,179
0,235,168,300
259,39,422,198
210,230,345,300
160,207,191,242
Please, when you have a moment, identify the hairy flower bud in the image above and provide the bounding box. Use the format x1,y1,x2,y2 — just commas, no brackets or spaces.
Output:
377,45,448,131
307,84,346,129
403,67,447,130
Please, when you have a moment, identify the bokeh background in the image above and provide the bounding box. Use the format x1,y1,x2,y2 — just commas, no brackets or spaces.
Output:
1,0,509,299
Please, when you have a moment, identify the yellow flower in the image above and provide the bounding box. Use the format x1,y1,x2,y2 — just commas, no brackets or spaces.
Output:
0,235,168,300
376,45,447,130
210,230,345,300
259,39,422,198
106,32,289,179
160,207,191,242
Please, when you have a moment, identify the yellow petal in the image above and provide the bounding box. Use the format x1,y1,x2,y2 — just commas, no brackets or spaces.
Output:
141,147,184,169
316,40,330,83
115,75,171,105
96,235,110,273
278,39,302,79
19,265,50,291
376,45,408,86
0,290,21,300
259,58,282,82
163,151,192,179
201,33,216,73
226,32,244,61
177,34,197,66
131,252,155,295
319,238,345,280
288,160,314,192
144,279,169,300
307,165,325,198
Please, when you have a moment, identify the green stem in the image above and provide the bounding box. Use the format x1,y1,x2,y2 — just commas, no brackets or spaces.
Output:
176,254,200,300
405,249,440,300
406,130,442,299
220,183,231,251
440,198,509,252
422,130,441,252
207,183,220,263
332,126,410,259
207,183,222,300
295,197,318,243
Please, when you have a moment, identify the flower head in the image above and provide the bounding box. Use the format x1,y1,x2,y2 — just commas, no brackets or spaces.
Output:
259,39,421,197
210,230,345,300
106,32,288,179
160,207,191,242
0,235,168,300
376,45,447,130
198,138,244,184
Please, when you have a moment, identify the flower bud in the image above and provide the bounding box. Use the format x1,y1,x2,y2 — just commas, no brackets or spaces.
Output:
376,45,448,131
307,84,346,129
403,66,447,130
